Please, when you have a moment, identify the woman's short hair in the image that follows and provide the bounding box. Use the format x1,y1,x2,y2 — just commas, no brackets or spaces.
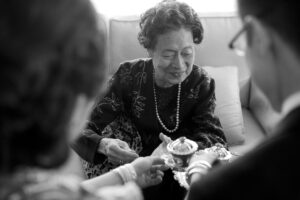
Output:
138,0,204,50
0,0,107,172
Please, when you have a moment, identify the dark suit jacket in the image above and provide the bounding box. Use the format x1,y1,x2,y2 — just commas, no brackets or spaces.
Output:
187,106,300,200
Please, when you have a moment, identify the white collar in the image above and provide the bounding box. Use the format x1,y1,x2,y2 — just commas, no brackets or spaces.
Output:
282,92,300,117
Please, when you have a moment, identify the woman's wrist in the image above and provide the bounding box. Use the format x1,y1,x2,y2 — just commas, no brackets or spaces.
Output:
186,160,212,185
98,138,108,155
189,173,203,184
112,163,137,184
189,160,212,169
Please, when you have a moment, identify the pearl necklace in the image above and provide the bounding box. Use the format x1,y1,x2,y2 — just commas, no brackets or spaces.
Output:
153,73,181,133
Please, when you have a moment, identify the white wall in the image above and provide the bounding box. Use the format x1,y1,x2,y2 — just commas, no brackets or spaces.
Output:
91,0,237,17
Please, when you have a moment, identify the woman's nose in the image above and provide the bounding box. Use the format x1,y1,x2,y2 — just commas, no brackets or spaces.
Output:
172,55,185,70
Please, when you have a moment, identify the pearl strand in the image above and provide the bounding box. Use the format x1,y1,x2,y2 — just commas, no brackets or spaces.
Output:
153,74,181,133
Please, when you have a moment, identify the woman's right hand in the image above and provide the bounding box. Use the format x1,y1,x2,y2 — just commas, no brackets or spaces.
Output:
98,138,139,164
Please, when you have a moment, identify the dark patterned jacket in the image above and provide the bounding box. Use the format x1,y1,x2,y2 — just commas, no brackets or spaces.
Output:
72,58,227,164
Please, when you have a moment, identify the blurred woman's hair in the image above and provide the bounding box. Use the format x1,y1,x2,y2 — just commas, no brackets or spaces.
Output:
0,0,107,172
138,0,204,50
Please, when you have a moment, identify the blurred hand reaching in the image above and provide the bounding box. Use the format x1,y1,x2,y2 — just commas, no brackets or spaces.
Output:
131,156,169,188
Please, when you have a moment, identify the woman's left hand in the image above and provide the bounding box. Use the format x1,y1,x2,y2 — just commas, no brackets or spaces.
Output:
151,133,172,157
131,156,169,188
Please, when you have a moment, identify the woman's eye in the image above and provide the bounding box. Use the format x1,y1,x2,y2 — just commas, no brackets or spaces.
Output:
182,52,192,57
162,54,174,58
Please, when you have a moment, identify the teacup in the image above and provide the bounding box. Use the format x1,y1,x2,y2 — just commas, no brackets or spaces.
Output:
167,137,198,171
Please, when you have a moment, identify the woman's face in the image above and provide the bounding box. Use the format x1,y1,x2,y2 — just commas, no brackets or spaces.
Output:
149,28,195,87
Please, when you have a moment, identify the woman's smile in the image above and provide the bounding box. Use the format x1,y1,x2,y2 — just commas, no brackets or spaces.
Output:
170,71,185,78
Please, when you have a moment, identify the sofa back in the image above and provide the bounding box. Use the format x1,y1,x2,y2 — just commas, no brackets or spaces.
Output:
108,14,251,145
109,13,249,80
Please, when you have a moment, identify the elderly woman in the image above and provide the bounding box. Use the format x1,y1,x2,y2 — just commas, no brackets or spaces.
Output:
72,0,227,200
0,0,168,199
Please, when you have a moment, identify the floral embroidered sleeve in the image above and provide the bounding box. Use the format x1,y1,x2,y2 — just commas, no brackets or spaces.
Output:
71,63,133,164
189,71,227,149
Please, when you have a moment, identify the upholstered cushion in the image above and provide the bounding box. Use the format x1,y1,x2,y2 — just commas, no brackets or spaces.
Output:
203,66,245,145
229,108,265,155
239,76,251,108
249,81,282,135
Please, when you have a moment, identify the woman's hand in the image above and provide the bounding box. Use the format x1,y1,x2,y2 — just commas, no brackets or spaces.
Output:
189,150,218,166
187,150,218,184
98,138,139,164
151,133,172,157
131,156,169,188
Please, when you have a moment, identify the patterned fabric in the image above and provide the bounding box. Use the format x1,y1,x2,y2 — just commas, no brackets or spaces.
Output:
72,58,227,178
82,114,142,178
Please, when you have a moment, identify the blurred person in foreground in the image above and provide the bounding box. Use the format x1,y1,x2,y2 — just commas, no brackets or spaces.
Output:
0,0,168,199
184,0,300,199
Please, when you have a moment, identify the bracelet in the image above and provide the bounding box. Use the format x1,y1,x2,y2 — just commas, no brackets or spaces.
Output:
113,164,137,184
186,166,209,185
188,163,208,172
186,160,212,186
186,160,212,173
188,167,208,176
189,160,212,169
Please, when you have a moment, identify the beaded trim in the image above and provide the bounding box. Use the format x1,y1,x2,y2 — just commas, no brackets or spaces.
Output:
153,71,181,133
